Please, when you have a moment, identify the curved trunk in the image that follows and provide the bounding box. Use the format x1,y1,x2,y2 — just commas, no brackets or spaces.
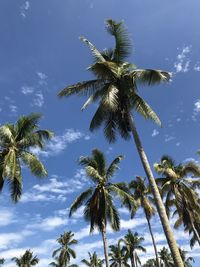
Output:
101,222,109,267
128,115,184,267
145,212,160,267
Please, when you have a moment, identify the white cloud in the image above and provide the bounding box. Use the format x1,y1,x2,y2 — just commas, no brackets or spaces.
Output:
21,170,88,203
164,134,175,142
174,45,191,73
32,91,44,107
28,216,68,231
21,85,34,95
192,99,200,121
37,72,47,80
152,129,159,137
31,129,87,157
0,209,15,227
194,63,200,72
20,1,30,18
0,230,33,250
9,104,18,114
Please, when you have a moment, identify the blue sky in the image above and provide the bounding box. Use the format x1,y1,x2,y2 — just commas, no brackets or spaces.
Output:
0,0,200,266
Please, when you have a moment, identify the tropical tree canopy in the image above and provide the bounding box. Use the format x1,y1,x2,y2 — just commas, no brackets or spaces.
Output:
69,148,133,232
12,250,39,267
109,240,130,267
52,231,78,267
81,252,104,267
58,19,170,143
154,155,200,247
0,113,53,202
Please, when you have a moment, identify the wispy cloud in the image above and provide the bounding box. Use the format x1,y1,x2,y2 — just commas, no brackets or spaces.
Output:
32,91,44,107
164,134,175,142
20,1,30,18
21,85,34,95
192,99,200,121
152,129,159,137
31,129,89,157
21,170,88,203
194,63,200,72
174,45,191,73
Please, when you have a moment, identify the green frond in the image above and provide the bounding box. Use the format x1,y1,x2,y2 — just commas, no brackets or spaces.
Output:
101,84,119,111
131,69,171,85
80,36,105,63
106,19,132,63
92,149,106,176
131,93,161,126
58,79,105,98
85,166,102,182
106,155,123,179
69,188,93,217
21,151,47,177
0,124,15,146
15,113,42,140
2,148,16,179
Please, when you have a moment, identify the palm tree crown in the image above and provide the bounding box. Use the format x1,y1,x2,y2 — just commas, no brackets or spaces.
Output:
52,231,78,267
122,230,146,267
0,113,53,202
154,155,200,247
58,19,170,143
12,250,39,267
69,148,132,232
81,252,104,267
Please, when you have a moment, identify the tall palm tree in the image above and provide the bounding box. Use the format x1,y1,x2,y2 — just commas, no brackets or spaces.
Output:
158,247,174,267
0,113,53,202
52,231,77,267
128,176,160,267
154,155,200,247
122,230,146,267
12,250,39,267
109,240,130,267
69,149,133,267
81,252,104,267
58,19,183,267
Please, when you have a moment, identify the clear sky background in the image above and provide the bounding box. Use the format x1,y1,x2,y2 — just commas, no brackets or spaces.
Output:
0,0,200,266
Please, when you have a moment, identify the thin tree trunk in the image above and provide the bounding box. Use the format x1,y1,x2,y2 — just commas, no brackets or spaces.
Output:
128,115,184,267
101,222,109,267
130,254,135,267
145,212,160,267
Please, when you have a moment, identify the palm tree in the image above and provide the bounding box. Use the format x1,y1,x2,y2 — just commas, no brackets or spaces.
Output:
49,257,78,267
0,113,53,202
0,258,5,266
12,250,39,267
142,258,157,267
179,248,194,267
154,155,200,247
122,230,146,267
69,149,133,267
81,252,104,267
52,231,77,267
128,176,160,267
58,19,183,267
109,240,130,267
158,247,174,267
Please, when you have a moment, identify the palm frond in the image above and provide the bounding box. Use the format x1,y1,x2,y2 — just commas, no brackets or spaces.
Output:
69,188,93,217
58,79,105,98
130,69,171,85
106,19,132,63
131,93,161,126
106,155,123,179
21,151,47,177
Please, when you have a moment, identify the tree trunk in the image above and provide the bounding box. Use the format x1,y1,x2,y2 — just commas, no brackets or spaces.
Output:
128,115,184,267
145,212,160,267
101,222,109,267
130,254,135,267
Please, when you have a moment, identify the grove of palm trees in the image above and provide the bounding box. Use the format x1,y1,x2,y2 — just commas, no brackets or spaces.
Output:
0,1,200,267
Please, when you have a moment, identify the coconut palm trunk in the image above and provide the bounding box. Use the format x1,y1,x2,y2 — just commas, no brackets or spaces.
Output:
145,212,160,267
130,254,135,267
128,115,183,267
101,222,109,267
